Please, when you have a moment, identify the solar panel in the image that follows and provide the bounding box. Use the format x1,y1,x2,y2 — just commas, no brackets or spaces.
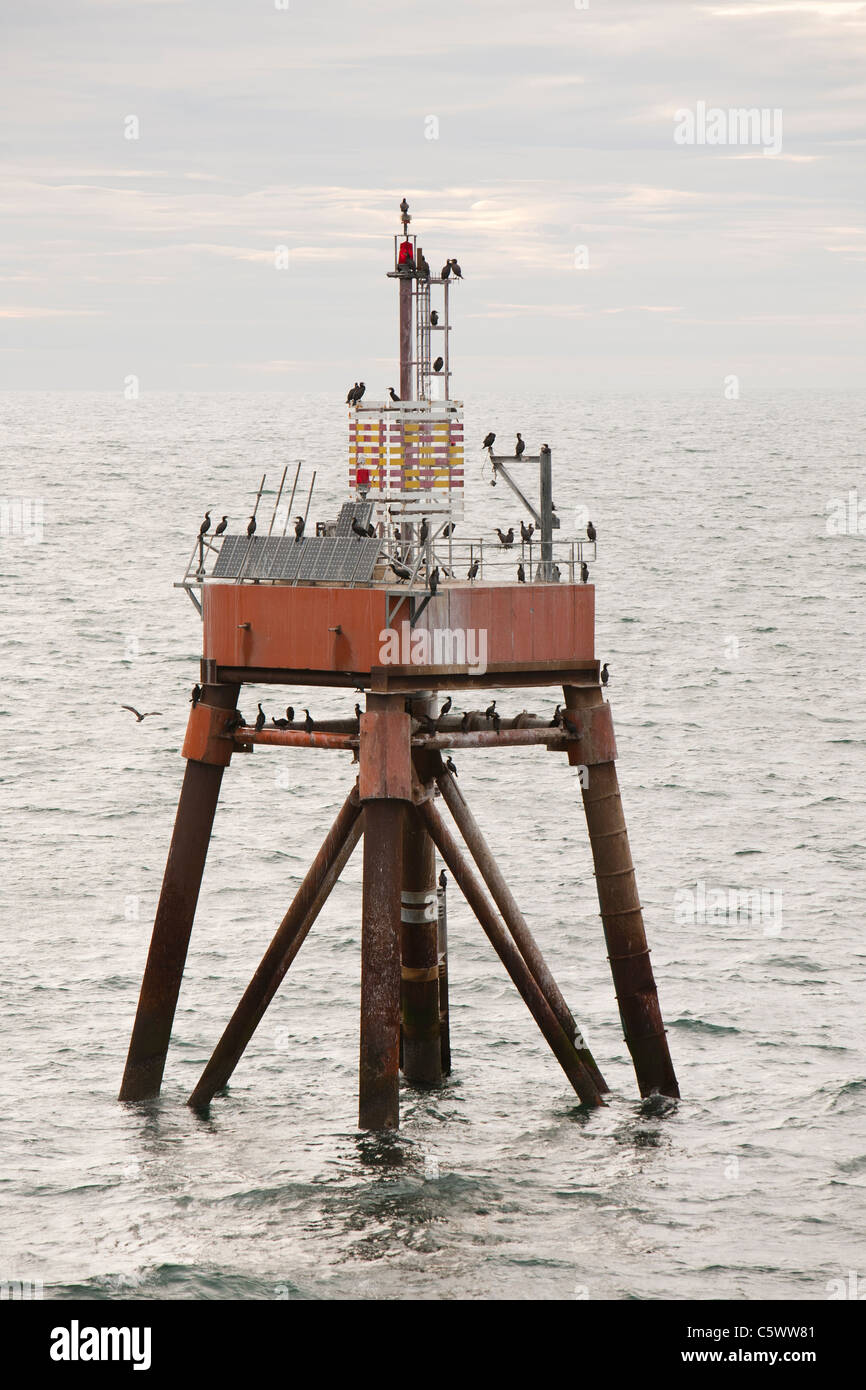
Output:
212,535,248,577
349,536,382,583
208,531,381,585
270,536,304,582
335,501,374,536
242,536,279,579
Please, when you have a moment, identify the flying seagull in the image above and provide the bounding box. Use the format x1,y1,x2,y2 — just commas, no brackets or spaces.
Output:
121,706,162,722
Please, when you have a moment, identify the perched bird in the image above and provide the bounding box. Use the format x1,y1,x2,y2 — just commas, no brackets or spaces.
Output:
496,527,515,548
351,516,368,539
467,559,480,580
355,703,362,722
580,561,589,583
601,662,610,687
492,711,501,734
416,250,430,278
515,433,525,459
549,704,562,727
255,702,266,732
430,310,439,326
460,711,470,731
520,520,534,543
198,511,211,538
587,520,597,543
120,705,162,722
485,700,496,719
224,710,245,733
214,516,228,536
439,868,447,888
428,566,440,595
419,517,429,545
294,516,305,540
482,432,496,451
450,259,463,278
346,381,359,404
190,683,202,706
552,564,561,582
286,706,295,722
389,559,411,582
348,381,366,405
441,261,451,280
304,709,314,733
445,755,458,777
400,197,409,216
388,387,400,402
364,521,375,537
561,709,580,737
517,563,526,583
247,515,257,537
272,716,290,729
442,522,456,538
432,356,444,373
440,697,452,718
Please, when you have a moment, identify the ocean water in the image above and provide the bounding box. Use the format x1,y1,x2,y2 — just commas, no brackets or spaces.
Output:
1,388,864,1302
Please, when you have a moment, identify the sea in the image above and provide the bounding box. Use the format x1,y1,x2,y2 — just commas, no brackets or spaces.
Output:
1,388,864,1302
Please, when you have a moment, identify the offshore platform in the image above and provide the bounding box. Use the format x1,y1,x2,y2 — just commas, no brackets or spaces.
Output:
119,201,679,1128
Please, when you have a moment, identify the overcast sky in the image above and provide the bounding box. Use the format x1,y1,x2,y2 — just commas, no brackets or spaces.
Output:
1,0,864,391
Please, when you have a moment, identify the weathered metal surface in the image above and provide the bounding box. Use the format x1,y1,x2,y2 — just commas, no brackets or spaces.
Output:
415,796,604,1108
235,727,356,751
359,798,405,1129
399,722,442,1086
564,699,618,770
187,788,363,1110
181,701,238,766
562,684,680,1099
437,879,451,1074
435,763,609,1095
119,681,239,1102
358,702,413,801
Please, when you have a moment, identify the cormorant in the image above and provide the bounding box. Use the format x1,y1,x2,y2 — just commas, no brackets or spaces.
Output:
190,683,202,705
517,563,526,583
580,561,589,583
355,382,366,403
214,516,228,536
492,711,501,734
485,700,496,719
601,662,610,687
450,259,463,278
400,198,409,216
286,706,295,722
482,432,496,450
441,261,451,280
224,711,245,733
428,566,440,595
351,517,368,539
496,527,514,548
440,697,452,718
419,517,428,544
432,357,444,373
445,756,458,777
365,521,375,537
272,716,290,729
198,511,211,537
389,559,411,582
520,520,534,543
294,516,305,540
416,250,430,278
430,310,439,326
120,705,162,722
439,868,447,889
255,703,266,732
467,559,480,580
247,515,257,536
549,704,562,727
460,712,470,731
515,433,525,458
304,709,314,732
442,522,455,537
587,520,597,543
355,703,362,721
388,387,400,402
346,382,359,404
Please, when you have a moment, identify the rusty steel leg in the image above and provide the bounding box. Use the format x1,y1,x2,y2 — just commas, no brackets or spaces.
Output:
434,761,608,1095
563,684,680,1099
399,726,442,1087
437,875,451,1075
187,787,363,1111
415,797,604,1108
358,695,412,1130
119,681,239,1102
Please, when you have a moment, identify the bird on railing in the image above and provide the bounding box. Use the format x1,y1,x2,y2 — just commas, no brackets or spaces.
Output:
198,511,211,537
485,700,496,719
304,709,314,733
441,261,451,280
215,516,228,536
255,703,266,732
552,563,561,582
460,712,470,731
467,559,480,580
294,516,305,541
520,520,534,544
247,515,257,537
286,706,294,723
440,697,452,718
445,755,458,777
190,684,202,706
121,705,162,723
224,711,246,733
549,704,562,728
388,387,400,402
429,566,440,595
346,381,359,404
389,559,411,582
482,431,496,451
587,520,597,543
515,433,525,459
432,357,444,373
496,527,514,548
450,259,463,279
272,715,290,729
601,662,610,687
492,711,501,734
581,561,589,583
517,563,526,583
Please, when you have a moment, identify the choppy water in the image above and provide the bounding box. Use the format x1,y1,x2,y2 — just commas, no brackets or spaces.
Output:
1,388,864,1301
